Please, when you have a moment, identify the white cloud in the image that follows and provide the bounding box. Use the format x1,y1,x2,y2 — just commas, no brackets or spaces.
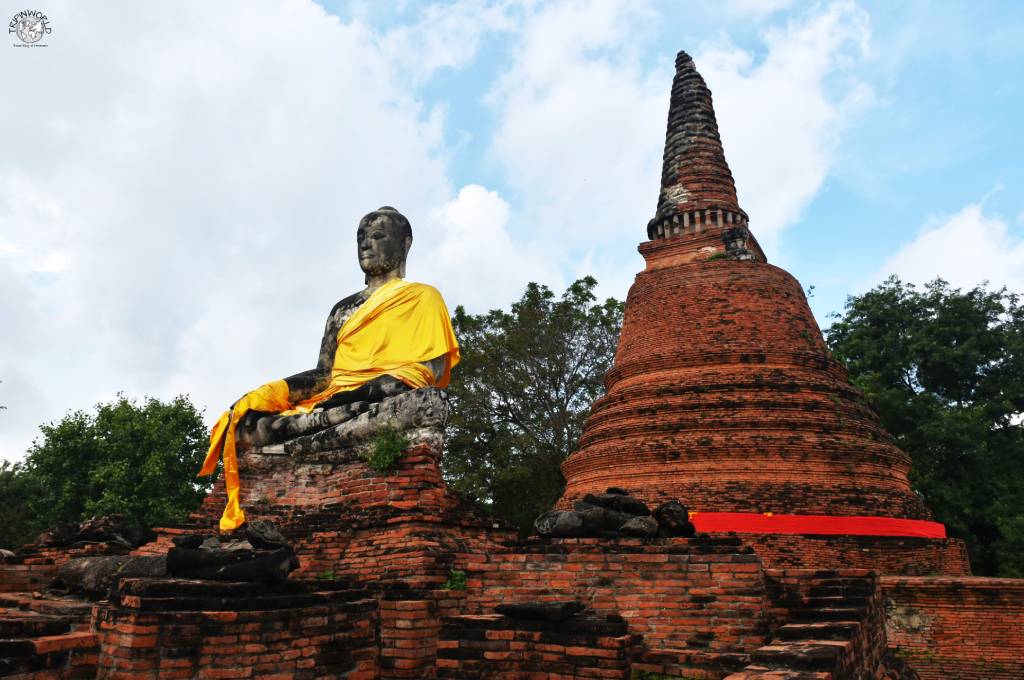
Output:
875,203,1024,291
379,1,515,84
485,0,873,281
724,0,799,18
0,0,464,460
420,184,563,312
697,1,873,253
488,0,663,248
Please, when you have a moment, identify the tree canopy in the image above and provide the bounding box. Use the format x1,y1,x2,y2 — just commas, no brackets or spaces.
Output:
443,277,624,533
0,394,212,550
826,276,1024,577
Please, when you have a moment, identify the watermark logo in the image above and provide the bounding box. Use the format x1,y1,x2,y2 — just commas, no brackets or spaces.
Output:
9,9,51,46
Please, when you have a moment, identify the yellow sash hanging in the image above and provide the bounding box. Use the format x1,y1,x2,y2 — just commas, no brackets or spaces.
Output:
198,279,460,531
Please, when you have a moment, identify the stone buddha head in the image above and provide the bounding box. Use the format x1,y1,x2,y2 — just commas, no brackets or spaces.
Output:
357,206,413,284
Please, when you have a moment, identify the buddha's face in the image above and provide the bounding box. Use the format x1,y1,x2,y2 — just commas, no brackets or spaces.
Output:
357,212,410,277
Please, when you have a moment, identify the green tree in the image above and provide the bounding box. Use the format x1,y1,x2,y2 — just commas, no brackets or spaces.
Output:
826,276,1024,577
2,394,213,548
0,460,44,549
444,277,624,533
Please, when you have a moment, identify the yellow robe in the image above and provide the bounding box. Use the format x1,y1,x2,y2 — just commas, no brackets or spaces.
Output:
198,279,460,531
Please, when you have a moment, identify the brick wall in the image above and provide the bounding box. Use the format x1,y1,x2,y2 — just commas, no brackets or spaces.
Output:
137,443,515,589
94,578,378,679
738,533,970,576
462,536,770,657
882,576,1024,679
437,613,640,679
0,557,59,593
377,588,466,680
2,542,135,593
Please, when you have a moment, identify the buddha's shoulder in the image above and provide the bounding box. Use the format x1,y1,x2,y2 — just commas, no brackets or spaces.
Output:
332,289,370,310
403,281,447,301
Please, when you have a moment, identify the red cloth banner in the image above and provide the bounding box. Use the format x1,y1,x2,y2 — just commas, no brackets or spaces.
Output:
689,512,947,538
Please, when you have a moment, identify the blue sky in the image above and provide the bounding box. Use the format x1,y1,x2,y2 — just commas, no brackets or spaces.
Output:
331,0,1024,317
1,0,1023,460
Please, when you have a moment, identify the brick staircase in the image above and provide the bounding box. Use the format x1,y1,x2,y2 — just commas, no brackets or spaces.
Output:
725,570,888,680
0,593,98,679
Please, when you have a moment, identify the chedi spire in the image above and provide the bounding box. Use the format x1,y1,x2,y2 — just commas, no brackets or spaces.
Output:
647,51,748,243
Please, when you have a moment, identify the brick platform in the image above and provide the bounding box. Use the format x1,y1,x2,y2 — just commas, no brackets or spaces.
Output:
736,534,970,576
136,439,515,589
463,536,769,656
95,578,378,678
437,613,641,679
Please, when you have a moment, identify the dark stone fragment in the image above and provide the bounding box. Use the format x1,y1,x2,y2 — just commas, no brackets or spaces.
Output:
495,600,586,622
436,647,485,660
534,510,583,538
654,500,694,536
245,520,289,551
166,547,296,583
620,516,659,537
220,539,254,551
55,555,166,599
55,556,127,596
0,639,35,657
35,522,82,547
172,534,203,549
35,514,144,549
583,492,650,516
573,501,631,532
605,487,629,496
658,520,696,538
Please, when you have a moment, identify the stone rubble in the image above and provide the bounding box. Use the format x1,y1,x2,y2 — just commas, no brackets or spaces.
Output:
534,487,695,538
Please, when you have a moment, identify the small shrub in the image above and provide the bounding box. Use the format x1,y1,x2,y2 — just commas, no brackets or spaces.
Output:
632,671,678,680
316,570,335,580
705,252,729,262
364,425,410,472
442,569,467,591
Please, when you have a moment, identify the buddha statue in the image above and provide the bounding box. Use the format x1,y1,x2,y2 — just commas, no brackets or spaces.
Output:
198,206,460,531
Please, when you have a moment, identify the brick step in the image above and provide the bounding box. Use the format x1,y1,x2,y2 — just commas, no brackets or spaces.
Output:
0,630,96,675
0,638,35,658
793,607,866,622
803,595,870,609
725,667,833,679
807,583,872,597
807,578,872,589
751,639,852,672
0,614,71,637
774,621,860,642
0,593,94,623
637,648,751,673
0,630,98,677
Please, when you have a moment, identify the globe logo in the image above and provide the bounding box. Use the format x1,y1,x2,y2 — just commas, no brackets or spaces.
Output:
9,10,51,45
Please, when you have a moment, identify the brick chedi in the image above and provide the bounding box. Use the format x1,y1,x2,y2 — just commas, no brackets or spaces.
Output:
560,51,967,575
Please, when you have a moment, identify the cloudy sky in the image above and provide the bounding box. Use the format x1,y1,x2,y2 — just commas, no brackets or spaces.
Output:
2,0,1022,461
